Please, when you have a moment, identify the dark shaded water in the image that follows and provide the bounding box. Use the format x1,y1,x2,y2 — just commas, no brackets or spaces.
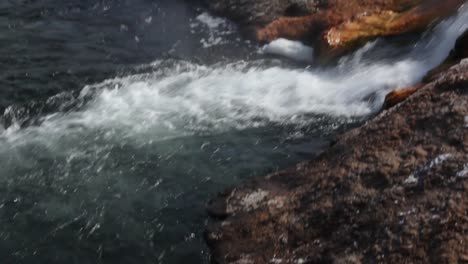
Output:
0,0,252,110
0,1,342,263
0,0,466,263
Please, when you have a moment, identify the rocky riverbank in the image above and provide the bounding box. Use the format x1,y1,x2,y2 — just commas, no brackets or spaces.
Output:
204,0,465,60
203,1,468,263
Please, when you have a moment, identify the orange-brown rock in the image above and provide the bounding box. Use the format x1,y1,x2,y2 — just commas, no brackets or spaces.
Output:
383,84,424,109
256,0,425,43
321,0,466,58
254,0,464,59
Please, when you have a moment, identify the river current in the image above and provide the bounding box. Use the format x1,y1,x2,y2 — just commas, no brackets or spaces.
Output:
0,1,467,263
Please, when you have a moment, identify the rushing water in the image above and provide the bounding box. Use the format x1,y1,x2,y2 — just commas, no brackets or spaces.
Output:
0,1,467,263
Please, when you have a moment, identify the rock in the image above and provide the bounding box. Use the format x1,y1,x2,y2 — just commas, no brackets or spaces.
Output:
450,29,468,59
383,29,468,109
205,59,468,263
383,84,423,109
424,29,468,83
319,0,465,58
255,0,424,43
206,0,464,59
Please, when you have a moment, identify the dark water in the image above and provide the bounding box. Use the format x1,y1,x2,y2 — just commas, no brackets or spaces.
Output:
0,0,253,110
0,0,466,263
0,1,346,263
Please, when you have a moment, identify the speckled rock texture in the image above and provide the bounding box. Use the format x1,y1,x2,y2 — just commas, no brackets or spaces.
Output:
205,59,468,263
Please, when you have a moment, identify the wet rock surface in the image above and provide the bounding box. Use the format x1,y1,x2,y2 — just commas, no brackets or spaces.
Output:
383,84,424,109
425,29,468,83
205,0,464,59
205,60,468,263
384,29,468,109
318,0,465,58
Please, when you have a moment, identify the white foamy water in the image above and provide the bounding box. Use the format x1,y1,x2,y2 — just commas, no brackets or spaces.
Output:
0,5,466,263
190,12,236,48
1,4,467,148
195,13,226,29
262,38,314,62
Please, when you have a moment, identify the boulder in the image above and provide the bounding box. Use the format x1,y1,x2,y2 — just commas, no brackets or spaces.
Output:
205,56,468,264
319,0,466,59
255,0,425,43
207,0,465,59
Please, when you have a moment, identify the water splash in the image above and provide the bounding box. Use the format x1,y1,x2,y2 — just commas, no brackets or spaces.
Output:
1,4,467,146
261,38,314,62
0,4,466,263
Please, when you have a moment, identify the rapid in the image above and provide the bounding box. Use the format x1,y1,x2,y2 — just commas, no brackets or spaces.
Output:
0,1,466,263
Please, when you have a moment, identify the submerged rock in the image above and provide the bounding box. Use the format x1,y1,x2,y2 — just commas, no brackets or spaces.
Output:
205,57,468,263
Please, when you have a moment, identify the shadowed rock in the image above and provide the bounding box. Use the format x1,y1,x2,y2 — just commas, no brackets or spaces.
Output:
383,29,468,109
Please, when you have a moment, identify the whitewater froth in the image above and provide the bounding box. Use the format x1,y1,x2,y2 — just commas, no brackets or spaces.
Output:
1,4,467,146
0,4,466,263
